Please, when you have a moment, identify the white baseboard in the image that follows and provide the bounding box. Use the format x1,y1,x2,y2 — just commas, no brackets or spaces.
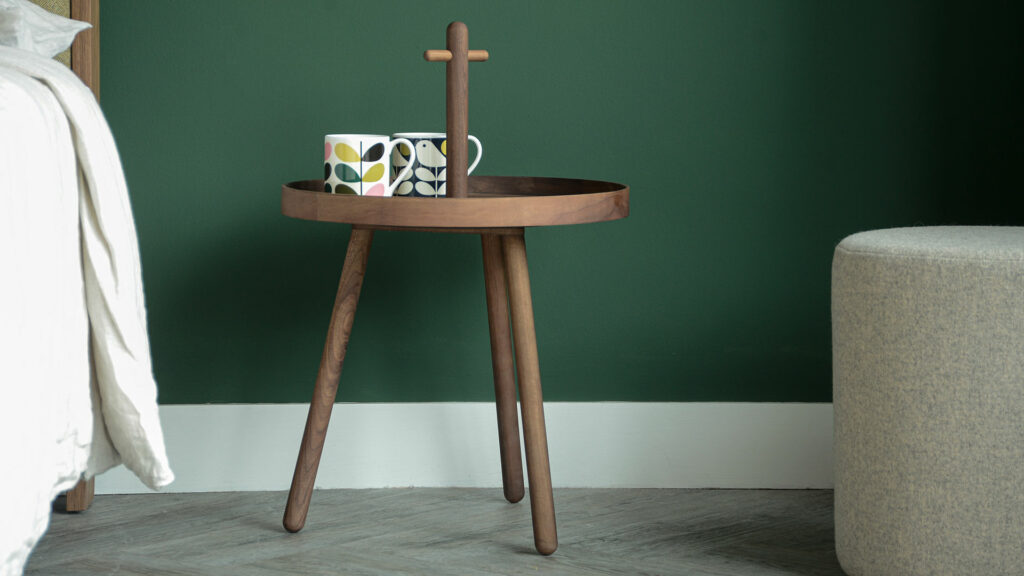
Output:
96,403,834,494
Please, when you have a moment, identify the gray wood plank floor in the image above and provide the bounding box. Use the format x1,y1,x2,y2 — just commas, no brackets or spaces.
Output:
27,489,844,575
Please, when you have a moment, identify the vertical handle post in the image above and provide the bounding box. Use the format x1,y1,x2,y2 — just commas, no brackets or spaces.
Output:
424,22,489,199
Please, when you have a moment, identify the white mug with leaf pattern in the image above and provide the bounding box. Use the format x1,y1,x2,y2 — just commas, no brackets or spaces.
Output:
324,134,416,196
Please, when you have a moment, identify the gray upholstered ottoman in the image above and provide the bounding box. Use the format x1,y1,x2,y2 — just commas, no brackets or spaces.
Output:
832,227,1024,576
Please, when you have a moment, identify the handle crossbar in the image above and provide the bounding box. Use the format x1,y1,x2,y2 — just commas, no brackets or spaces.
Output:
424,49,490,62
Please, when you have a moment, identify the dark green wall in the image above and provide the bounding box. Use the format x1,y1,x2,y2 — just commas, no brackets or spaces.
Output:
101,1,1023,404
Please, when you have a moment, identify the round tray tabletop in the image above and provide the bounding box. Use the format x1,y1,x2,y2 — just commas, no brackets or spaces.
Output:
282,176,629,230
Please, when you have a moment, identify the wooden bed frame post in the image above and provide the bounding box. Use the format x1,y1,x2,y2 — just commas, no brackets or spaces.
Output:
70,0,99,99
63,0,100,512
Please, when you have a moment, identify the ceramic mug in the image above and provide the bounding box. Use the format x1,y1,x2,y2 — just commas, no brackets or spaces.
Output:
324,134,416,196
390,132,483,197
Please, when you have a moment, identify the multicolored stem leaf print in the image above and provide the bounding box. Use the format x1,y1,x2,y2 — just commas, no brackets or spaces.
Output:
332,141,386,195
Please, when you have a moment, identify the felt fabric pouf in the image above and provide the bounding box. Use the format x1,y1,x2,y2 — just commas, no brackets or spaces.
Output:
831,226,1024,576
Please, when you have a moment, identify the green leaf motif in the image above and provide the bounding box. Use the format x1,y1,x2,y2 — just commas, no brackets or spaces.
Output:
336,163,360,182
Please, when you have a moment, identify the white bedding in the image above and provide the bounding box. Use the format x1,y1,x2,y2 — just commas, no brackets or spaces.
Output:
0,46,173,576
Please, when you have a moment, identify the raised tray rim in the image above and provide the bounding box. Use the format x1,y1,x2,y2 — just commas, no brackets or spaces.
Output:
282,175,630,229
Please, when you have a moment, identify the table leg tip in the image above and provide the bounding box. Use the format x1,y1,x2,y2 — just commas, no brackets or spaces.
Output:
504,487,525,503
283,515,306,533
535,539,558,556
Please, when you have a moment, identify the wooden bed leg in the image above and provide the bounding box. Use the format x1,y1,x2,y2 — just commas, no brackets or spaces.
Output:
501,233,558,555
283,227,373,533
65,478,94,512
481,233,525,504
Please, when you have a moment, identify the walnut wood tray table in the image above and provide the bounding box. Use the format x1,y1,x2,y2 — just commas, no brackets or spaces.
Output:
280,176,629,555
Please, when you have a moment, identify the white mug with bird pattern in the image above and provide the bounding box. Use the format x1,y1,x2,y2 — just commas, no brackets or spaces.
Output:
390,132,483,197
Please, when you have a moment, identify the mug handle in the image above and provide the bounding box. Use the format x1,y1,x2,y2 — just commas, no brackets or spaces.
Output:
387,138,416,196
467,135,483,175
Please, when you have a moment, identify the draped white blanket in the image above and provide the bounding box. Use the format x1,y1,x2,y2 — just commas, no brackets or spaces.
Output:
0,46,173,576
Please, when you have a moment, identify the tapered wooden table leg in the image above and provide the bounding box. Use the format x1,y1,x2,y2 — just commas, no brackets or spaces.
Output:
481,233,525,504
501,233,558,555
284,227,373,533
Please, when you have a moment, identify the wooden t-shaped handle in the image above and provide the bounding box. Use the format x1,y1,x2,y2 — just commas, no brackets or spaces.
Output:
424,49,490,62
424,22,488,198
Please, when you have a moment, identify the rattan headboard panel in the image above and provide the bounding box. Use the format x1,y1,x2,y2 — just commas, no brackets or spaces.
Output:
26,0,98,98
29,0,73,67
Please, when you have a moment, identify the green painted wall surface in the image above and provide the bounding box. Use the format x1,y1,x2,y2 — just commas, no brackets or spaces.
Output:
100,1,1023,404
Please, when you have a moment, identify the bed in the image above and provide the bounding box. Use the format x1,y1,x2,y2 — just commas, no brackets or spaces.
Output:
0,1,174,574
